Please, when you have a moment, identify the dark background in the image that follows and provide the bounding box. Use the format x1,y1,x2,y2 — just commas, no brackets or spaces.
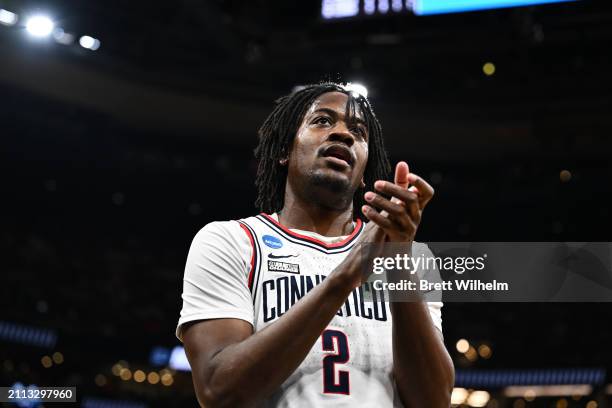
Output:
1,0,611,407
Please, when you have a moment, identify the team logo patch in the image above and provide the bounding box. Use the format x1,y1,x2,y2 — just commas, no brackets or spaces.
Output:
267,260,300,274
262,234,283,249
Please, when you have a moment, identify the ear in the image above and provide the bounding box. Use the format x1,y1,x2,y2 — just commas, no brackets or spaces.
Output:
360,178,366,189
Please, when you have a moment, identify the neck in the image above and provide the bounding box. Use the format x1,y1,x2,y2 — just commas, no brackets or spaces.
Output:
278,183,355,237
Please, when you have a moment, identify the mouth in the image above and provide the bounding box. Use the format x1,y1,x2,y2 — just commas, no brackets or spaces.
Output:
321,144,354,168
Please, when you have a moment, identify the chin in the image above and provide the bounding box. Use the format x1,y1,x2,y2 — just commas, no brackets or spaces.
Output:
309,168,352,194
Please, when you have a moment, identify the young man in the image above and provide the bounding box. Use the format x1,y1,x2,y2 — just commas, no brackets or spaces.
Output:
176,83,454,407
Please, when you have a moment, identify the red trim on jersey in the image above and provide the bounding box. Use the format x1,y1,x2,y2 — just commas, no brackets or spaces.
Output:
260,213,362,249
238,222,256,289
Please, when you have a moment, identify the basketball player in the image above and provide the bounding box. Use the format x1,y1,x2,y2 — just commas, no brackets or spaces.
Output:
176,83,454,407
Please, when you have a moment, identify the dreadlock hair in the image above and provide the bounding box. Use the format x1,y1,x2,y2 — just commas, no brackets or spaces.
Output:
254,82,391,221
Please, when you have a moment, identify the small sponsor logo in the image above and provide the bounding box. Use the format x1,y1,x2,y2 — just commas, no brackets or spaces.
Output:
268,260,300,274
268,253,299,259
263,234,283,249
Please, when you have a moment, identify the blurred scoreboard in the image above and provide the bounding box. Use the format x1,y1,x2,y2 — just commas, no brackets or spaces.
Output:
322,0,576,18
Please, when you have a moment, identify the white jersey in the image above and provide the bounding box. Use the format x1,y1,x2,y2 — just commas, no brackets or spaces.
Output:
176,213,443,407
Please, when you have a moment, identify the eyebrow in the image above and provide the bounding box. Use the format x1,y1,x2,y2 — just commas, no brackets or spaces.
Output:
311,108,367,128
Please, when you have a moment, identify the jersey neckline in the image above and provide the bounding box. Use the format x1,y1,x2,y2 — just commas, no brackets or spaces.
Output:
260,213,363,249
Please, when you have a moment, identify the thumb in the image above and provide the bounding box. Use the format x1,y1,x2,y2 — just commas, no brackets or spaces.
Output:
395,161,410,190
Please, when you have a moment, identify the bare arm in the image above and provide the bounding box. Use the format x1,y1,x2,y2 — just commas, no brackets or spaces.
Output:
390,302,454,407
183,224,383,408
362,162,454,407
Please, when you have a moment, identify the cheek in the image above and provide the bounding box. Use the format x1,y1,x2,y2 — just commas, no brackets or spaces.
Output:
292,130,319,158
357,144,369,172
287,135,310,167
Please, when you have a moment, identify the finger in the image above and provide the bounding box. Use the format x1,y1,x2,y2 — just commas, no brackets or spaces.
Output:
364,192,418,228
374,181,420,218
394,161,410,189
391,162,410,207
375,180,417,202
362,205,394,229
376,177,432,210
363,205,418,242
407,173,434,208
364,192,406,217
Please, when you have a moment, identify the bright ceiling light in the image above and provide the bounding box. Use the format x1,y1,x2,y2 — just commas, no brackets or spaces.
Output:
467,390,490,407
25,15,54,37
451,388,469,405
79,35,101,51
53,28,75,45
456,338,470,353
0,9,18,26
345,83,368,98
321,0,359,19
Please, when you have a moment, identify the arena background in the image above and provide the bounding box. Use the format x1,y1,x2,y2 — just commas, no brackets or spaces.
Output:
1,0,611,407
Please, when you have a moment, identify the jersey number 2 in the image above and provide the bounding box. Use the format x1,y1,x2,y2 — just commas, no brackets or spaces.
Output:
322,329,350,395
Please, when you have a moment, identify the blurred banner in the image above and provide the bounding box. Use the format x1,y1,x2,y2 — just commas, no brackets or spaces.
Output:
410,0,576,15
321,0,577,19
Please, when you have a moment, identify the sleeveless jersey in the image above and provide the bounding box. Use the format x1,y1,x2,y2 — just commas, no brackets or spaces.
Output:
176,213,443,407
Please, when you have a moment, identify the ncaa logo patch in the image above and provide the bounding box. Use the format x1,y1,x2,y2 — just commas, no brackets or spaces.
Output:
262,234,283,249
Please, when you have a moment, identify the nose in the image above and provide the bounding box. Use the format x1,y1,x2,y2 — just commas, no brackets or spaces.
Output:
328,122,355,147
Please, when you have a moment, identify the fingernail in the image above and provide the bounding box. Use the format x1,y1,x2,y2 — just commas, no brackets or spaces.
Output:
362,205,369,214
364,192,375,201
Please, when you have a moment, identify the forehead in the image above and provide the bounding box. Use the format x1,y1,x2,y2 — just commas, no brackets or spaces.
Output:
306,91,365,120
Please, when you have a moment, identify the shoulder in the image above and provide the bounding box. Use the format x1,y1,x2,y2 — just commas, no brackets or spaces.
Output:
185,218,260,276
194,219,242,238
190,217,259,254
193,216,259,240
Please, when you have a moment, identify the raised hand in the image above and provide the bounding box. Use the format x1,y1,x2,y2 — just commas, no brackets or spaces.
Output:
361,161,434,244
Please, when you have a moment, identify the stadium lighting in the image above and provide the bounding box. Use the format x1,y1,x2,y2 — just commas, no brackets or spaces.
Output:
345,83,368,98
147,372,160,384
321,0,359,19
169,346,190,371
378,0,390,13
467,390,490,407
364,0,376,14
53,28,75,45
25,15,54,37
451,388,469,405
79,35,101,51
483,62,496,76
504,384,593,397
0,9,18,26
456,338,470,353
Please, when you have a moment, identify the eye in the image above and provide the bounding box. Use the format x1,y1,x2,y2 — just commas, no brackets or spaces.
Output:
351,126,368,140
313,116,332,125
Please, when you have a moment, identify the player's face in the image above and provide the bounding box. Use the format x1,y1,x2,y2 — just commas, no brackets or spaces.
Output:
286,92,369,204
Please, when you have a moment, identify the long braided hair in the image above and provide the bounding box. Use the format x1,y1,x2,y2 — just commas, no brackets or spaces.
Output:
254,82,391,221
